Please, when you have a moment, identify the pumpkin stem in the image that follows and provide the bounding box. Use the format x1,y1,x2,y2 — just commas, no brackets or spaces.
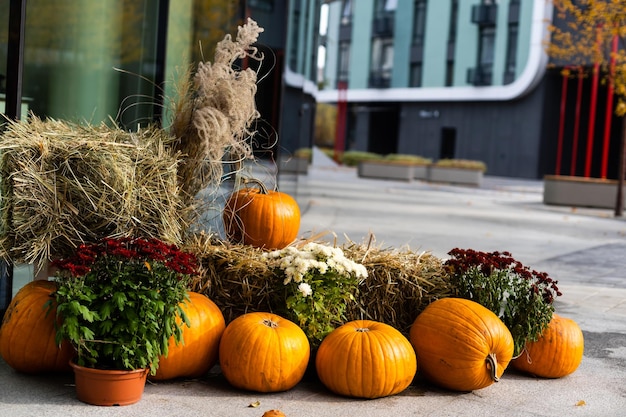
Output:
356,328,370,332
241,177,270,194
262,318,279,328
486,352,500,382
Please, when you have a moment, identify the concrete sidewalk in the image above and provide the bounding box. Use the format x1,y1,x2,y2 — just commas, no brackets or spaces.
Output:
1,161,626,416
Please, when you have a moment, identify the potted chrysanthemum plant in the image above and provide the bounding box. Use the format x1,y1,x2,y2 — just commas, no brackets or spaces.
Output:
51,237,197,406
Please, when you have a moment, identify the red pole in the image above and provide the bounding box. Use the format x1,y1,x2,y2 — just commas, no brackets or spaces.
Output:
601,34,619,179
585,62,600,178
334,81,348,163
571,67,583,176
556,69,569,175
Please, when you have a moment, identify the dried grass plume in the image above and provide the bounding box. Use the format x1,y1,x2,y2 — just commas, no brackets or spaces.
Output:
169,18,264,205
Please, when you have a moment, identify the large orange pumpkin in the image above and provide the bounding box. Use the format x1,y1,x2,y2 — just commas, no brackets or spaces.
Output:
223,179,300,250
409,297,514,392
0,280,74,373
511,314,584,378
218,312,310,392
315,320,417,399
151,292,226,381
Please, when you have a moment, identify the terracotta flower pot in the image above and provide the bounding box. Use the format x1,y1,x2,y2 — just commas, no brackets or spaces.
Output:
70,361,148,406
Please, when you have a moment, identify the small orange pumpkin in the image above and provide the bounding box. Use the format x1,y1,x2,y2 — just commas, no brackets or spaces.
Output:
219,312,310,392
0,280,74,373
223,178,300,249
511,314,584,378
151,292,226,381
315,320,417,399
262,410,287,417
410,297,514,392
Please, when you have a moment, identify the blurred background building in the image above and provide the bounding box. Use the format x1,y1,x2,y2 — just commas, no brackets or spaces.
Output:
318,0,623,179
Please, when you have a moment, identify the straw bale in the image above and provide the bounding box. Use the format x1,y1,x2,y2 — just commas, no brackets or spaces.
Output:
0,116,187,267
342,242,453,334
185,233,277,324
186,234,453,335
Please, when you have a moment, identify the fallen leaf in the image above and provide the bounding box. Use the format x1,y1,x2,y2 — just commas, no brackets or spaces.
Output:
249,401,261,408
576,400,586,407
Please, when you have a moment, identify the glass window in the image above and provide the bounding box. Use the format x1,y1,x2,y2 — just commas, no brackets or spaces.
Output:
479,26,496,70
341,0,353,25
448,0,458,43
371,37,393,78
413,0,427,44
0,0,239,128
410,62,422,87
338,41,350,82
445,60,454,86
505,24,518,75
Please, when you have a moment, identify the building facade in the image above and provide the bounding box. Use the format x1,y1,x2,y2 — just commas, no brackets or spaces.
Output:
318,0,623,179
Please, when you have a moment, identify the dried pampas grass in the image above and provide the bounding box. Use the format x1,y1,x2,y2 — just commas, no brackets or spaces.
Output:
169,18,264,205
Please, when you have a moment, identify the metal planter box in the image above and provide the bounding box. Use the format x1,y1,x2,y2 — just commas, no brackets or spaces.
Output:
428,166,483,187
357,161,414,181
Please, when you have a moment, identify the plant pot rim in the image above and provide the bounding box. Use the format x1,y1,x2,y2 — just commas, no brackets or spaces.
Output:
69,360,149,375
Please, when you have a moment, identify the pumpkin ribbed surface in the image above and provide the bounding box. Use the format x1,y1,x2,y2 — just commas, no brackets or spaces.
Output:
315,320,417,399
410,297,514,392
218,312,310,392
511,314,584,378
0,280,74,373
152,292,225,381
223,187,300,250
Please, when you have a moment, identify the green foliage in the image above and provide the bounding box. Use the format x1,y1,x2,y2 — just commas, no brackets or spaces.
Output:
340,150,383,166
435,158,487,172
53,237,196,374
444,249,562,357
383,154,432,165
263,242,368,348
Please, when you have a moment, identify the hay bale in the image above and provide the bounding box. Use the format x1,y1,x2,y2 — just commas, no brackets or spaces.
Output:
0,116,188,267
342,242,453,334
186,234,453,335
186,233,276,324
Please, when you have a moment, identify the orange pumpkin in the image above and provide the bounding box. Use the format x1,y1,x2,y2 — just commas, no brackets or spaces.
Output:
511,314,584,378
151,292,226,381
409,297,514,392
0,280,74,373
219,312,310,392
262,411,286,417
315,320,417,399
223,179,300,250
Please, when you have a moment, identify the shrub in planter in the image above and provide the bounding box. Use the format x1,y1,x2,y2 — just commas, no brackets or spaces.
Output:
340,150,383,166
52,237,197,375
434,158,487,172
383,154,431,165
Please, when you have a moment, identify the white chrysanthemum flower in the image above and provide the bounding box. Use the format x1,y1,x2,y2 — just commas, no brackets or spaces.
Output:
297,282,312,297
